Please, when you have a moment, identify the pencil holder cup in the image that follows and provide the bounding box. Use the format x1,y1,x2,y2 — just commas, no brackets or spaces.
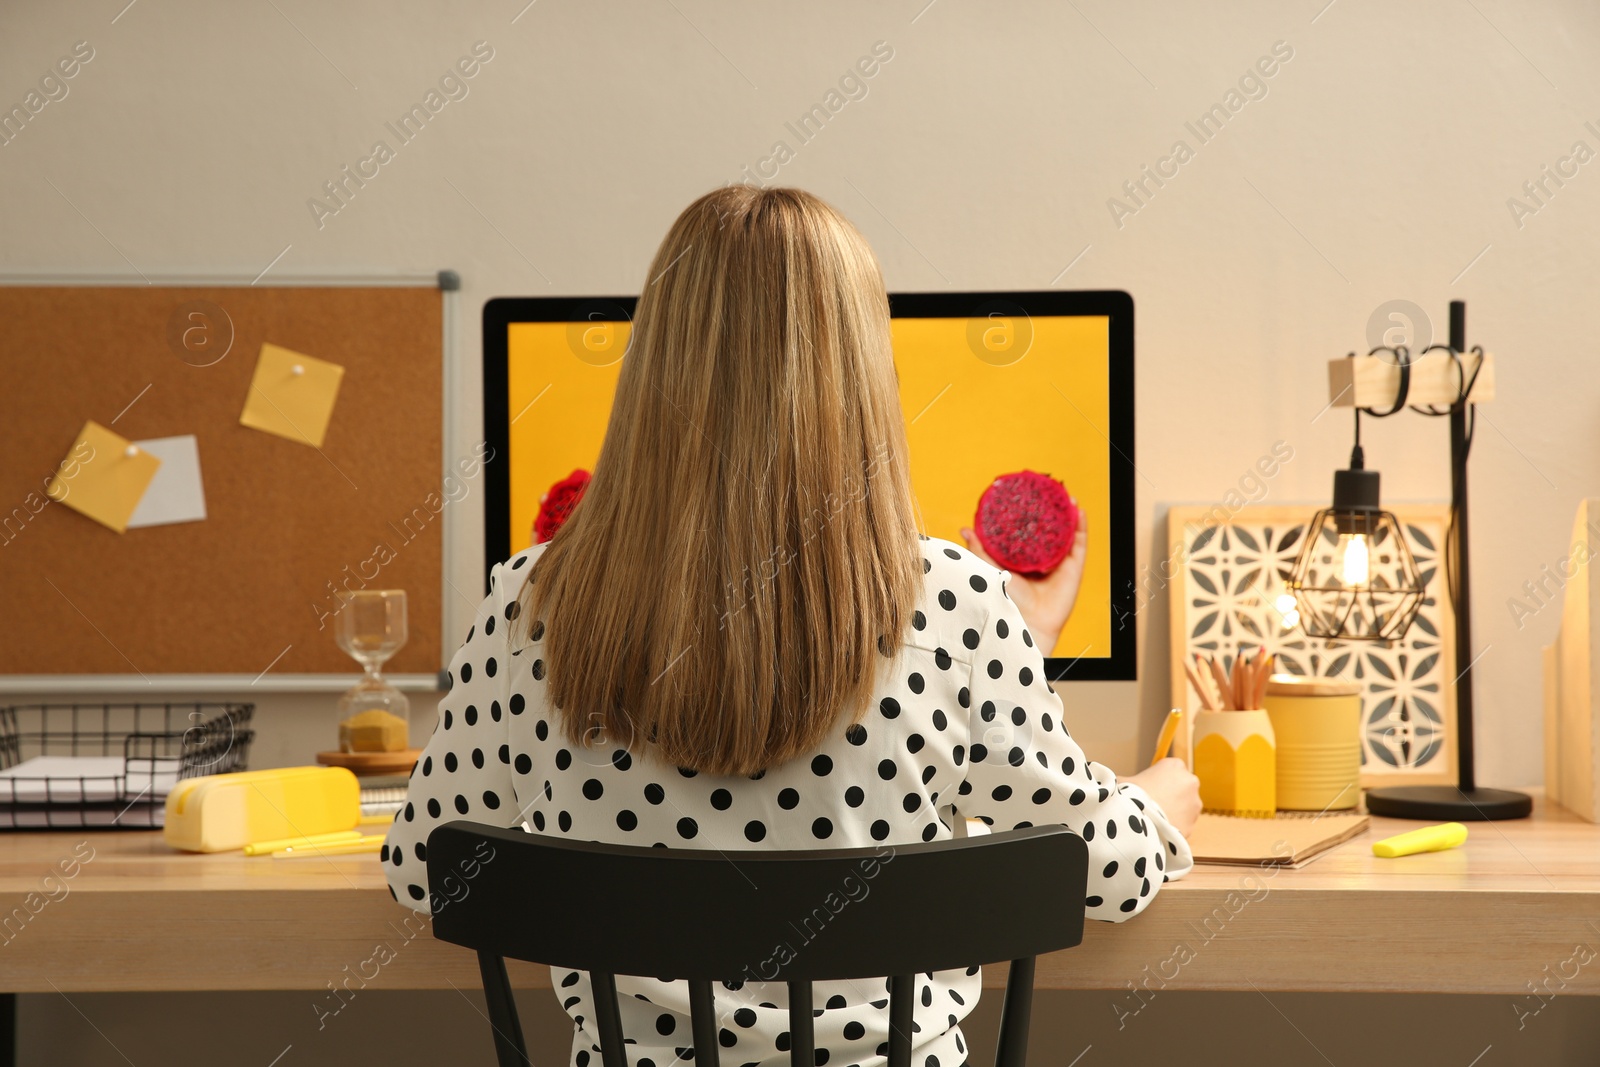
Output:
1192,709,1276,816
1263,675,1362,811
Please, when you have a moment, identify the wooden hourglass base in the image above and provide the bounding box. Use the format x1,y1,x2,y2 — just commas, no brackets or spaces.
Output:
316,749,422,776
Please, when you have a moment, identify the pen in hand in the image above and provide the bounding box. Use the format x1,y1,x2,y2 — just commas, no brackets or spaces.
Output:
1150,708,1182,767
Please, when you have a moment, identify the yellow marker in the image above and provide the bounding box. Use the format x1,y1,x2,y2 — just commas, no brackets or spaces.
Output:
1150,709,1183,767
1372,822,1469,858
243,830,362,856
273,835,386,858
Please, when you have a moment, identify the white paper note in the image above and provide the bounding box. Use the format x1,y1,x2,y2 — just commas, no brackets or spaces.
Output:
126,434,207,528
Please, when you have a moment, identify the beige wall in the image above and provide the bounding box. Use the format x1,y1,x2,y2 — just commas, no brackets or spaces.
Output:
6,0,1595,784
4,0,1599,1063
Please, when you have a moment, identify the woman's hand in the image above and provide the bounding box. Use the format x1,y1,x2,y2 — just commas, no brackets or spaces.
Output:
960,515,1088,656
1122,758,1202,838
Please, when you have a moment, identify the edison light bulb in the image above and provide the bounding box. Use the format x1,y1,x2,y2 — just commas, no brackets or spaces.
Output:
1339,533,1370,586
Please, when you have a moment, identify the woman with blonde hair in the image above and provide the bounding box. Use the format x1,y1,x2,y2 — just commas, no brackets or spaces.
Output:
386,185,1198,1067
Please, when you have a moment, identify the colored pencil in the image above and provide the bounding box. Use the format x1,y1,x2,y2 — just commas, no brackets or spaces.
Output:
1184,659,1215,711
1191,651,1281,711
1208,655,1234,710
1255,652,1274,709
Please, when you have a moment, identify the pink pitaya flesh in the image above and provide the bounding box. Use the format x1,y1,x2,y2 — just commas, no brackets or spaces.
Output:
974,470,1079,577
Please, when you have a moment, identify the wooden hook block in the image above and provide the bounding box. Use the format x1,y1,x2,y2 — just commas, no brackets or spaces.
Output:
1327,349,1495,409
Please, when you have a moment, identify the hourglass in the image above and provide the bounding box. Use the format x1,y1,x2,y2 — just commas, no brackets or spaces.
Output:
334,590,411,756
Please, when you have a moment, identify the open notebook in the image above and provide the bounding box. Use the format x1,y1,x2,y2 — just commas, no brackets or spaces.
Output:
1184,810,1370,868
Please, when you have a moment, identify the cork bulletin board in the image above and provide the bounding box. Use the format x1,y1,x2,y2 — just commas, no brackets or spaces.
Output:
0,281,447,681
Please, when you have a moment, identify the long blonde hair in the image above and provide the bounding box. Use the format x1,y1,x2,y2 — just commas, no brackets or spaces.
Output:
521,186,921,776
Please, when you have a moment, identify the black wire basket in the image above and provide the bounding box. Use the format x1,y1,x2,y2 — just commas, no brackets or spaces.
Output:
0,702,254,830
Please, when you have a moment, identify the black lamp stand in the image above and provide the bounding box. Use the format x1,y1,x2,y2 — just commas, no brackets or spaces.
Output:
1362,301,1533,821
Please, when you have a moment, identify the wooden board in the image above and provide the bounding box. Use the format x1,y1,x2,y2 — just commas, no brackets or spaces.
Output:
1166,504,1458,788
1327,349,1495,408
0,285,443,676
316,749,422,776
1544,499,1600,821
0,792,1595,995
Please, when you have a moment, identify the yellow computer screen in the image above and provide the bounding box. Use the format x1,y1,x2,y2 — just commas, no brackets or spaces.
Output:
485,292,1135,680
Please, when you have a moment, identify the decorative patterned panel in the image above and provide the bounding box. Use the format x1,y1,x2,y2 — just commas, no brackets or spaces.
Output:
1166,505,1457,787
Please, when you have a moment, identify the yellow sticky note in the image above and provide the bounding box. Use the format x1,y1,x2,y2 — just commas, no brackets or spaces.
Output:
46,421,162,534
240,343,345,448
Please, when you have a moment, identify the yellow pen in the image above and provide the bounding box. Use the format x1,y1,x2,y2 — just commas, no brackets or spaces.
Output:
1150,709,1183,767
243,830,362,856
273,835,386,858
1372,822,1469,858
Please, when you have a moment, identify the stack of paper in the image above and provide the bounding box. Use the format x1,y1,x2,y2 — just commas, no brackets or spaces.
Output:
0,755,182,803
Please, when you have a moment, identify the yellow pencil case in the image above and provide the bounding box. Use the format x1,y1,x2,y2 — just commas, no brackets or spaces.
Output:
163,766,361,853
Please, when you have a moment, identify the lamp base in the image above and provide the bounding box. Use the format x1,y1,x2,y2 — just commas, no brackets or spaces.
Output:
1364,785,1533,821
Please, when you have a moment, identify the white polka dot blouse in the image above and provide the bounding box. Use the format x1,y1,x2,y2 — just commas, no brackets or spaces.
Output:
385,536,1194,1067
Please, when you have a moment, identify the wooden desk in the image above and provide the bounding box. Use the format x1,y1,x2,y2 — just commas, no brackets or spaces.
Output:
1,793,1596,997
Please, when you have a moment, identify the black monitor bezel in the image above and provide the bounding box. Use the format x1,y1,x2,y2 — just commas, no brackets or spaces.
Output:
482,289,1135,681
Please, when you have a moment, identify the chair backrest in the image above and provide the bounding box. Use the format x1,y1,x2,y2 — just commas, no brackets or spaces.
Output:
427,820,1088,1067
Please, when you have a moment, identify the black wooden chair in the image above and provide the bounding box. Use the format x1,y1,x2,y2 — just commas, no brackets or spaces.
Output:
426,820,1088,1067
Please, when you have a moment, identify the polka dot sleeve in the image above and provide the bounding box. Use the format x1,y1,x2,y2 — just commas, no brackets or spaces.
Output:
956,581,1194,923
382,563,519,913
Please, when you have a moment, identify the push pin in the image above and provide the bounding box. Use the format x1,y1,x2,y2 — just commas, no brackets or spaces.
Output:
291,364,305,376
125,445,139,458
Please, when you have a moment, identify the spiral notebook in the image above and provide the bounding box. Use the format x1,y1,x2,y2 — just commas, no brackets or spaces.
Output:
1186,810,1370,869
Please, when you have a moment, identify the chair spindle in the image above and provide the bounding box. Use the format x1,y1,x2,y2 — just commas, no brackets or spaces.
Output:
590,970,630,1067
476,951,532,1067
786,979,815,1067
688,977,722,1067
994,957,1036,1067
887,973,915,1067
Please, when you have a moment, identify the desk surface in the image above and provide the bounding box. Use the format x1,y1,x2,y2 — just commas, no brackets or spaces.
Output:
2,792,1596,996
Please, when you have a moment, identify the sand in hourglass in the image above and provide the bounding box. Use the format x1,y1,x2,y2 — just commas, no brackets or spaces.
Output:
336,591,411,754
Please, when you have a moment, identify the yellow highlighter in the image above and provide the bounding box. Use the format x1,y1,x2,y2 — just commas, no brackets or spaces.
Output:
1372,822,1468,858
273,835,386,858
243,830,363,856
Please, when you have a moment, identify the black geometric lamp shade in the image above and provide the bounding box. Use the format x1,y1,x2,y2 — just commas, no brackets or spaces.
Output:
1289,475,1426,644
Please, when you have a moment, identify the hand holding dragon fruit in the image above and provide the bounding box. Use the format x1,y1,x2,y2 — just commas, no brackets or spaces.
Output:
960,470,1087,655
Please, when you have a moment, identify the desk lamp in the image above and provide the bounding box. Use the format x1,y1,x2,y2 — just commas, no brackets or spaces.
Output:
1290,301,1531,821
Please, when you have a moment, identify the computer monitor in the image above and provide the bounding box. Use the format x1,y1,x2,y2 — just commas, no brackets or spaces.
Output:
483,290,1135,681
